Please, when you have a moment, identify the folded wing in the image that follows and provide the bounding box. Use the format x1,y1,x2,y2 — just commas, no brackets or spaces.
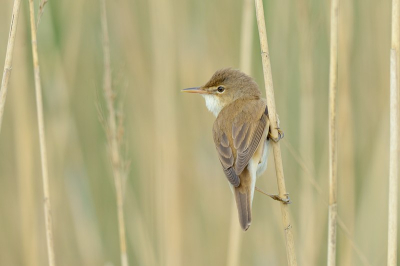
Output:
213,99,269,187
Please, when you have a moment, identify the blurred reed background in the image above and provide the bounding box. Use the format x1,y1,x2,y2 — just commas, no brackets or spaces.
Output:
0,0,396,265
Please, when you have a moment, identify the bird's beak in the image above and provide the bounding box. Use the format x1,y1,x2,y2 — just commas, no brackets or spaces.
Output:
181,87,207,94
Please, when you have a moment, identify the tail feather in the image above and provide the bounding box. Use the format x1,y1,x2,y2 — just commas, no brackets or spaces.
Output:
234,188,252,231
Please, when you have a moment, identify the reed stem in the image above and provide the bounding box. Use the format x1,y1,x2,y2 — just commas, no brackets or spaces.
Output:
100,1,129,265
387,0,399,265
226,0,254,265
295,0,317,264
27,0,56,264
0,0,22,133
327,0,339,265
254,0,297,265
148,0,181,264
284,140,372,266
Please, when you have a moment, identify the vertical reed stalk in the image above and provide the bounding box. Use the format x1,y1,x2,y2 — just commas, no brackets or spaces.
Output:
125,186,158,266
226,1,254,265
387,0,399,265
149,0,181,264
13,16,38,265
0,0,22,133
27,0,56,265
254,0,297,265
337,2,355,265
295,0,317,264
100,1,129,265
284,140,372,266
239,0,255,74
327,0,339,265
226,202,241,266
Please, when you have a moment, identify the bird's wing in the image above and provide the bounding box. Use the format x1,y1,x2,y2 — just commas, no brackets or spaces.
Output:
213,130,240,187
213,99,269,187
232,100,269,175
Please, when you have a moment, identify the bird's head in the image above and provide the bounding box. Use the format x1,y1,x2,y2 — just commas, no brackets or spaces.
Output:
182,68,261,117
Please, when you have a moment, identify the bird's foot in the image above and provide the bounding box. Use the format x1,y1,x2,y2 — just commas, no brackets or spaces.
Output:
268,193,291,204
268,127,284,143
255,186,291,204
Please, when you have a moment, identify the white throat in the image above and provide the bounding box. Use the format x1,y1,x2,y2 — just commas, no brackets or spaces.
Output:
202,95,223,117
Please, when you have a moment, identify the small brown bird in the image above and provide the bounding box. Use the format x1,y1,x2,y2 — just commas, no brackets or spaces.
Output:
182,68,282,231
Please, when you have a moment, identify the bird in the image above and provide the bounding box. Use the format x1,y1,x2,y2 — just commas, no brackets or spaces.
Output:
182,68,283,231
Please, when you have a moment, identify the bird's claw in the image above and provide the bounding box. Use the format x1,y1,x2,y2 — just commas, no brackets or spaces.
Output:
255,187,291,204
268,127,284,143
268,193,291,204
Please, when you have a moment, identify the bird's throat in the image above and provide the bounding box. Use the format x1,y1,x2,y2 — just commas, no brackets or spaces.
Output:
202,95,223,117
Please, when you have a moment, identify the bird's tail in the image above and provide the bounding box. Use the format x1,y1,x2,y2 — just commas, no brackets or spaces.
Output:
234,188,252,231
234,168,254,231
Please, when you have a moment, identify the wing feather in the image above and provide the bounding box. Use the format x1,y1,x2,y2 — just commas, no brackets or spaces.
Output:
233,123,250,151
216,143,234,168
214,132,238,186
213,99,269,187
234,114,267,175
223,167,240,187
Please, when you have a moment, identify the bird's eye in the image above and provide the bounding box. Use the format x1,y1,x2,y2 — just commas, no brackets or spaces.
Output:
217,86,225,93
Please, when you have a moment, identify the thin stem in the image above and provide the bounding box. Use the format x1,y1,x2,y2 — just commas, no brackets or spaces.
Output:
254,0,297,265
327,0,339,265
387,0,399,265
295,0,317,264
0,0,22,134
13,21,38,265
337,1,356,265
100,1,129,266
283,140,372,266
149,0,181,264
226,201,242,266
226,0,254,265
27,0,56,265
240,0,254,74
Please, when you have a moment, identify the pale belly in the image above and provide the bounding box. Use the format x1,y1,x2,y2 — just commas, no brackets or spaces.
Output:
256,138,269,177
245,136,270,204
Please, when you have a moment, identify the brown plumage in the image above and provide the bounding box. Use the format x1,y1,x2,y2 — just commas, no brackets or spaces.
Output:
182,68,271,231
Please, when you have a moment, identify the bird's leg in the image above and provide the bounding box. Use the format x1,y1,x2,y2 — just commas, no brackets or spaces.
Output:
255,186,291,204
268,127,284,143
